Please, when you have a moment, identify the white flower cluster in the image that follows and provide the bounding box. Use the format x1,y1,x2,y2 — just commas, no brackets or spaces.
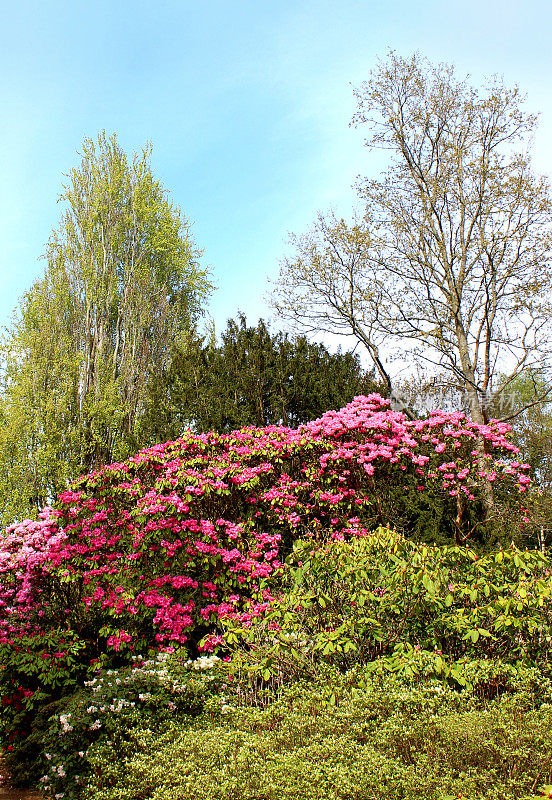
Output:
187,654,221,671
42,650,225,796
86,698,136,714
58,713,73,733
218,694,234,714
109,698,135,712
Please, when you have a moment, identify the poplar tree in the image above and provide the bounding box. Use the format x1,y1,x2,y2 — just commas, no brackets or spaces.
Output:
0,132,212,522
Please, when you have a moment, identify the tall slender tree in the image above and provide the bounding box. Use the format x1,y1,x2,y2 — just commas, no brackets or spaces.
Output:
0,132,212,522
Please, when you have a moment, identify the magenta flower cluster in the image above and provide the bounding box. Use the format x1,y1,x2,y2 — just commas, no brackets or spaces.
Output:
0,509,66,644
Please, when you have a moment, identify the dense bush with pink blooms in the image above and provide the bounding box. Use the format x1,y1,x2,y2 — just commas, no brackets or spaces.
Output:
42,396,528,650
0,395,534,788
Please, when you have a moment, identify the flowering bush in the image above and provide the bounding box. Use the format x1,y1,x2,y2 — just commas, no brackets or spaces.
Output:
0,394,530,785
48,394,527,653
38,651,223,800
0,511,91,784
0,508,67,642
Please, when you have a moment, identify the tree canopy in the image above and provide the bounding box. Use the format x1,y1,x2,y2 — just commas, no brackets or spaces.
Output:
272,52,552,426
140,315,384,441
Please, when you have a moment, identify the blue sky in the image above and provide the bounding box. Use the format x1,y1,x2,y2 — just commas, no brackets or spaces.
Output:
1,0,551,338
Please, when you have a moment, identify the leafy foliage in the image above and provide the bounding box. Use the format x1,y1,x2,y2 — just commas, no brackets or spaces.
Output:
225,528,552,689
83,670,552,800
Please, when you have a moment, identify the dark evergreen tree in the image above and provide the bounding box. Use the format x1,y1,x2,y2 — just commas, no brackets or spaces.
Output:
140,316,385,440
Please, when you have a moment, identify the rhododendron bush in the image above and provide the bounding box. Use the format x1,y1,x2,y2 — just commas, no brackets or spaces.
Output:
48,395,527,648
0,395,529,772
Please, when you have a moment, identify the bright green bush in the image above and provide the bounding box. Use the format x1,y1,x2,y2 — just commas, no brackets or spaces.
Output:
83,671,552,800
222,528,552,689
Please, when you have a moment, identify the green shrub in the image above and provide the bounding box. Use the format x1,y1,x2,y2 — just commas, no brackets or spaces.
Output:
0,627,89,788
221,528,552,690
83,670,552,800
